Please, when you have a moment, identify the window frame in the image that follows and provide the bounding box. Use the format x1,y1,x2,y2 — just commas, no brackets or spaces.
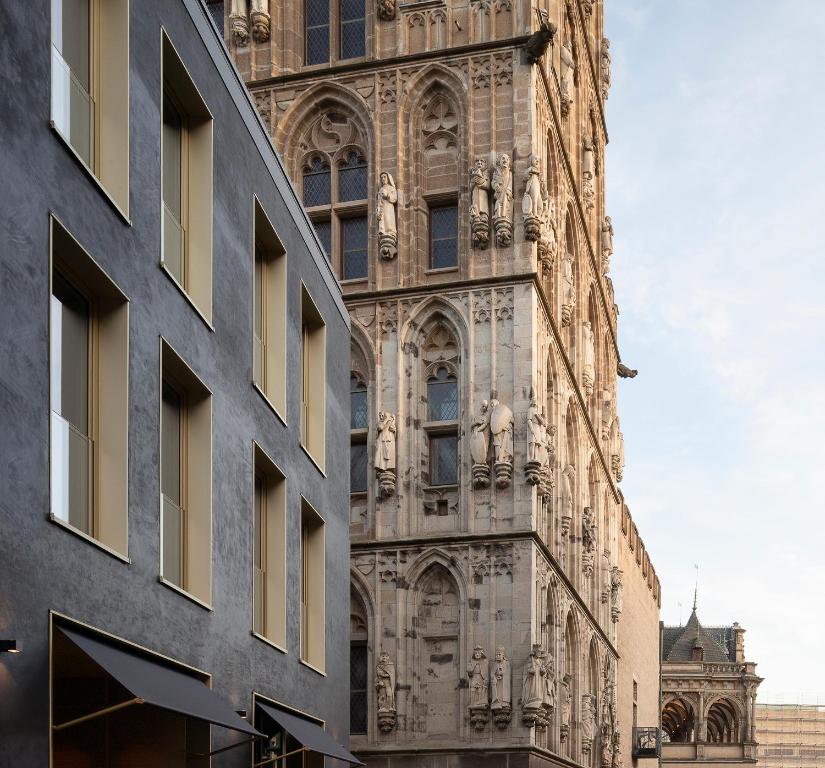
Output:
303,0,367,67
427,198,459,272
423,364,459,488
299,497,326,674
300,284,327,474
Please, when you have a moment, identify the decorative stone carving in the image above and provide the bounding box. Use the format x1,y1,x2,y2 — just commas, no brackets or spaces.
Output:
540,425,557,501
541,650,557,728
525,391,546,485
522,155,543,241
582,0,594,17
582,320,595,397
375,411,397,497
377,0,396,21
561,464,575,537
581,692,596,754
467,645,489,730
377,172,398,260
492,154,514,247
601,721,615,768
229,0,249,44
600,38,612,101
617,362,638,379
611,567,624,622
490,398,514,488
521,644,546,727
612,727,623,768
610,419,625,482
560,39,575,116
582,136,595,211
582,506,597,577
470,158,491,248
602,216,614,274
601,549,611,603
470,400,491,488
601,390,613,441
376,651,397,732
561,251,576,327
491,647,512,728
538,183,557,272
559,673,572,741
250,0,271,42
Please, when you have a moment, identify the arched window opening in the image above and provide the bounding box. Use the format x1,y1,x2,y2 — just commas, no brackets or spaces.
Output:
350,585,369,734
350,373,368,494
707,699,739,744
662,698,696,743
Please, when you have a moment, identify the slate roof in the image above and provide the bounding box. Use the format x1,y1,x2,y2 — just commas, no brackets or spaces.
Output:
662,610,735,663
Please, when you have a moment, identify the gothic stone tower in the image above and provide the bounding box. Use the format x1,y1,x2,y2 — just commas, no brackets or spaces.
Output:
216,0,662,766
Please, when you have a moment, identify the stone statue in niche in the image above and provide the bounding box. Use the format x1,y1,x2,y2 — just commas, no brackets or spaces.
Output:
538,183,557,272
612,728,623,768
559,673,572,741
601,390,613,442
521,644,547,727
492,153,514,247
581,693,596,754
541,650,557,726
490,398,514,488
375,411,397,497
250,0,271,42
522,155,544,241
601,549,612,603
582,506,597,577
561,251,576,327
491,647,512,728
377,0,396,21
610,567,624,622
525,390,547,486
467,645,490,730
582,136,596,211
229,0,249,44
582,320,596,397
561,464,575,538
376,650,397,732
602,721,615,768
610,419,625,482
470,157,491,249
601,216,614,274
540,425,557,501
560,39,576,116
377,172,398,260
470,400,492,488
600,38,612,101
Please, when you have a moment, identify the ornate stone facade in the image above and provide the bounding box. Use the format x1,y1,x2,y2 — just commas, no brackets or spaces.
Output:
219,0,663,766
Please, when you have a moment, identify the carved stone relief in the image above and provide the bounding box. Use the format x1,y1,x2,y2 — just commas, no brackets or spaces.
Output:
492,153,514,247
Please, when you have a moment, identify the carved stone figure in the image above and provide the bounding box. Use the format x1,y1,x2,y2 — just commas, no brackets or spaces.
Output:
617,362,638,379
377,0,396,21
470,400,491,488
601,216,614,274
540,425,557,501
582,136,595,211
601,549,612,603
538,182,557,271
600,37,612,101
582,320,596,397
601,390,613,442
470,157,491,248
491,647,512,728
610,567,624,622
489,398,514,488
601,721,615,768
581,693,596,753
521,644,546,727
610,417,624,481
582,506,597,577
250,0,271,42
376,651,397,732
522,155,543,241
541,651,557,717
375,411,397,496
467,645,489,730
525,391,547,486
559,673,572,741
561,251,576,327
377,172,398,260
561,464,575,536
229,0,250,44
560,39,576,116
492,154,514,247
525,20,556,63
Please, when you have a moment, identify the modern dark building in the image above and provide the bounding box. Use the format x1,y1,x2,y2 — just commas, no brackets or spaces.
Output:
0,0,356,765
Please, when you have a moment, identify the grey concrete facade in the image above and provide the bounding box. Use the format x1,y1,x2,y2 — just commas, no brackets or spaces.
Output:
0,0,351,764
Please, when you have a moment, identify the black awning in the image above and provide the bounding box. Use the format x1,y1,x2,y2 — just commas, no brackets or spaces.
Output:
257,702,364,765
58,626,263,738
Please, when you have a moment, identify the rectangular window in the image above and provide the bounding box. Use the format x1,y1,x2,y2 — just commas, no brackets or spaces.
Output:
253,199,287,416
342,216,368,280
301,286,326,471
160,340,212,605
253,445,287,648
350,441,368,494
429,434,458,486
429,203,458,269
305,0,330,65
340,0,365,59
161,31,214,322
50,0,130,212
50,218,128,555
350,643,368,734
300,499,325,671
312,219,331,259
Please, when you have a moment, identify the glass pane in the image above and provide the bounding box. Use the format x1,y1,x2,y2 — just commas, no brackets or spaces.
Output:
163,203,185,283
53,0,90,90
313,220,331,258
162,92,183,221
50,411,92,534
350,442,368,493
350,389,368,430
430,434,458,486
51,47,94,168
338,159,367,202
162,494,184,587
206,0,224,33
342,217,368,280
427,380,458,421
306,0,329,26
303,164,331,207
254,474,265,634
341,19,365,60
305,22,329,66
430,205,458,269
254,250,265,385
161,381,182,504
350,644,368,735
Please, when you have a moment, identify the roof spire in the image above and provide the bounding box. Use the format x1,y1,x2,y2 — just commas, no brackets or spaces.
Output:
693,564,699,612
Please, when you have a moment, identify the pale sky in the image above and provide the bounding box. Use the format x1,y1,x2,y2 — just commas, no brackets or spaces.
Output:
604,0,825,702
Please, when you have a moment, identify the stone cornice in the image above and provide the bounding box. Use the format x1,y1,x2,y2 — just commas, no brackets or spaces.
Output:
352,528,619,658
